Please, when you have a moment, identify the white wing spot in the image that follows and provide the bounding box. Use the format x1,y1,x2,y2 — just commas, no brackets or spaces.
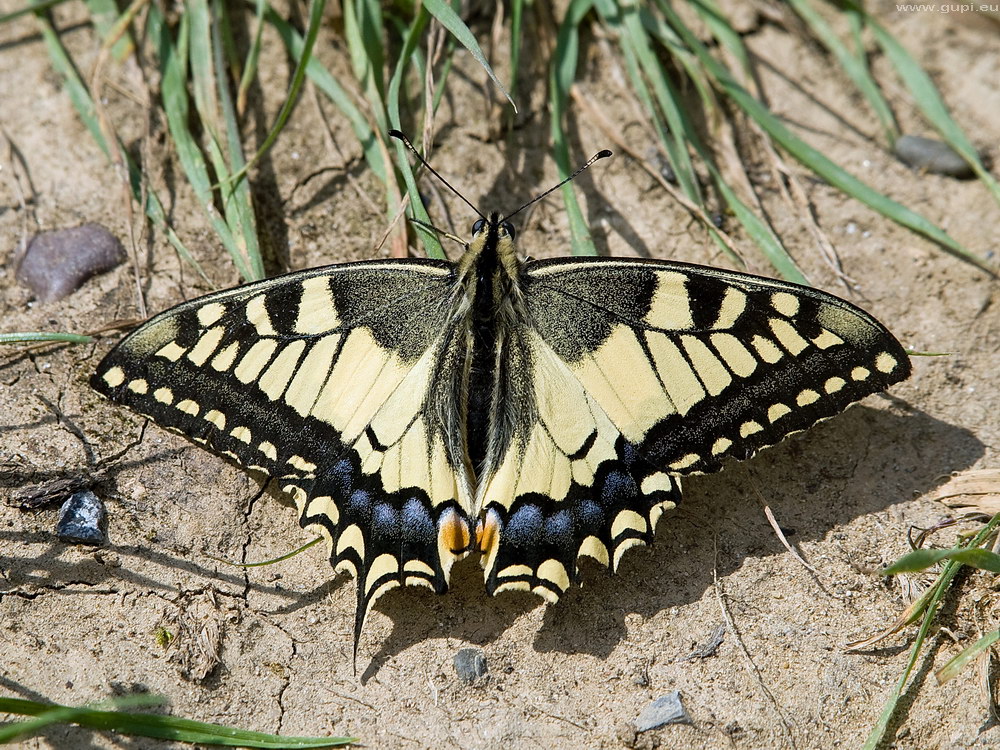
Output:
611,510,646,539
153,387,174,404
204,409,226,429
259,441,278,460
710,332,757,378
767,403,791,423
288,455,318,472
197,302,227,327
640,472,676,494
127,378,148,394
102,367,125,387
155,341,186,362
824,376,846,394
876,352,897,373
771,292,800,317
740,420,763,438
713,287,747,329
750,335,783,364
186,326,225,367
231,425,252,443
645,272,693,330
668,453,700,471
711,437,732,456
796,389,820,407
851,366,871,381
537,559,570,593
176,399,199,416
294,276,339,334
769,318,809,355
812,329,844,350
246,294,276,336
211,342,240,372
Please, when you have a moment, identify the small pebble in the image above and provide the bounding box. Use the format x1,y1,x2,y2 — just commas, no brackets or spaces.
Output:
894,135,975,178
16,223,126,302
453,647,488,684
56,490,108,545
635,690,691,732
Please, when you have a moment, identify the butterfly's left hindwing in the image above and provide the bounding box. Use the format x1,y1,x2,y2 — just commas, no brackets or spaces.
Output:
92,260,475,643
477,257,909,598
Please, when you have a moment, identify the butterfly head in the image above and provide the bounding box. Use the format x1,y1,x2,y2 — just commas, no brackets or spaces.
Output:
471,212,517,243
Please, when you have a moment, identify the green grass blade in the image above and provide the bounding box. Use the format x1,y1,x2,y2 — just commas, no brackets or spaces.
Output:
935,629,1000,684
705,160,808,283
264,9,385,183
236,0,266,113
662,1,993,275
630,2,809,284
84,0,133,60
229,0,327,191
509,0,524,121
551,0,598,256
0,696,356,747
863,513,1000,749
858,7,1000,207
151,6,253,281
388,9,444,260
882,546,1000,576
0,0,69,24
345,0,388,134
596,0,700,203
188,0,262,280
33,7,205,281
33,11,109,155
0,332,94,345
785,0,898,145
209,0,264,279
423,0,515,112
206,537,323,568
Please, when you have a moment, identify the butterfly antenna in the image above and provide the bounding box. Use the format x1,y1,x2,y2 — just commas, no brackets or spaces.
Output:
388,130,486,220
502,149,612,223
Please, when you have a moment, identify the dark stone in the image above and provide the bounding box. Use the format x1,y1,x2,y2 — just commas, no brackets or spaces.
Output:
894,135,975,178
56,490,108,545
453,647,488,684
16,223,126,302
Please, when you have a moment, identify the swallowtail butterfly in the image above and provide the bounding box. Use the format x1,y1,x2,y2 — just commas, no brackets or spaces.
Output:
92,140,910,654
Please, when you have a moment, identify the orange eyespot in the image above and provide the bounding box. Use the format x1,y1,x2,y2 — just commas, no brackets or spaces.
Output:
476,510,500,556
439,508,472,555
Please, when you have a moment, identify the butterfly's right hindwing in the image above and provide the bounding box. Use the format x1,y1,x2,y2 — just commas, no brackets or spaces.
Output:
92,260,474,642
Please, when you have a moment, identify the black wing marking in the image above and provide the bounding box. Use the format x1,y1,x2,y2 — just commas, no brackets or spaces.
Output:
92,260,476,654
475,257,908,600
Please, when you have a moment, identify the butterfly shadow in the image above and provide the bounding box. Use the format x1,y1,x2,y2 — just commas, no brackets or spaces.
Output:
522,402,983,658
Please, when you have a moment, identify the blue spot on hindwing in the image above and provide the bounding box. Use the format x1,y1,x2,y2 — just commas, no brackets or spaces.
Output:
371,502,398,538
505,504,544,549
600,469,638,506
329,458,355,496
401,496,434,543
346,488,374,522
543,510,574,550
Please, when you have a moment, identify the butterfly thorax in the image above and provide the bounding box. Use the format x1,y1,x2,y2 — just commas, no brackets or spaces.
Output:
457,212,526,483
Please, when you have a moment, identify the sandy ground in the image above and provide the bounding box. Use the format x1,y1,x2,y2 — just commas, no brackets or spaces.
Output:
2,2,1000,748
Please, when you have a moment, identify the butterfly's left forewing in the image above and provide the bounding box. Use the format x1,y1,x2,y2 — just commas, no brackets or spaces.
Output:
477,257,910,599
92,260,475,643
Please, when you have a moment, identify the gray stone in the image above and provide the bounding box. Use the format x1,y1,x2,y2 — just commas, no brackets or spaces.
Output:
16,223,126,302
894,135,974,178
453,647,488,684
57,490,108,545
635,691,691,732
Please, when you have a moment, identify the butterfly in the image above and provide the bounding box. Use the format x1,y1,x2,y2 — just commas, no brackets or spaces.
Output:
92,140,910,656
